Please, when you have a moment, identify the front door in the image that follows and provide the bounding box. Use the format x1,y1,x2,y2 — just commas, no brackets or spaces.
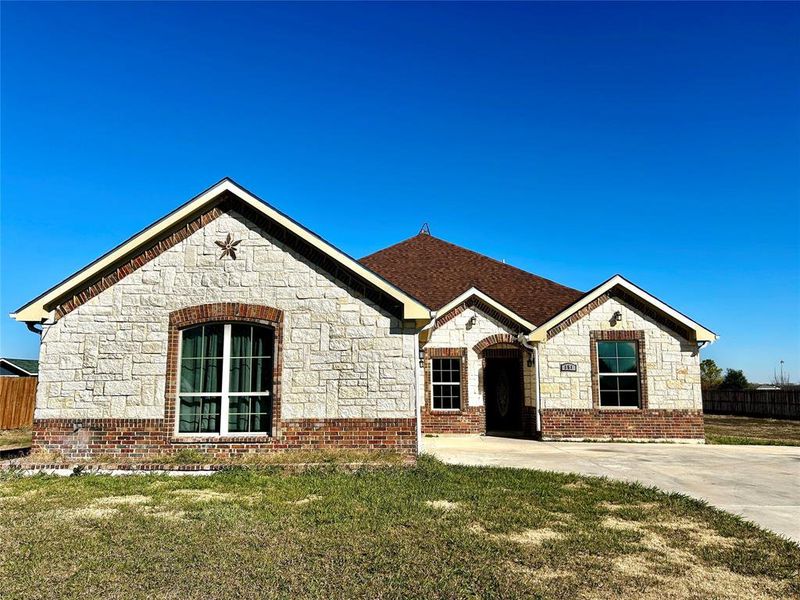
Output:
484,355,523,434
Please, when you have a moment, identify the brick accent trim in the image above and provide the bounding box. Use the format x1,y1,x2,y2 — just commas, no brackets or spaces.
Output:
473,333,521,354
54,201,229,319
165,303,285,437
589,330,648,410
546,289,694,341
421,347,484,434
540,409,704,440
546,293,613,339
436,296,530,332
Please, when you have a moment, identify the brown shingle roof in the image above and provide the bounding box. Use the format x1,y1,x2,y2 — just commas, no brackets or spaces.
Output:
360,233,584,326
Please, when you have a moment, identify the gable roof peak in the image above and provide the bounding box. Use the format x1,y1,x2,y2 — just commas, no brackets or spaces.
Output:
11,180,432,323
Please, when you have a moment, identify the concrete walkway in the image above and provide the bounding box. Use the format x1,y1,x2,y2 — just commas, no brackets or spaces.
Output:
423,435,800,543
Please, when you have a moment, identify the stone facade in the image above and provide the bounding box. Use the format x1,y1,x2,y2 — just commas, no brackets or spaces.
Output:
34,209,419,457
538,295,703,440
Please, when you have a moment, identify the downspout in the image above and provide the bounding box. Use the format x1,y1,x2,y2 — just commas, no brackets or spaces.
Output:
416,312,438,455
534,345,542,434
516,333,541,435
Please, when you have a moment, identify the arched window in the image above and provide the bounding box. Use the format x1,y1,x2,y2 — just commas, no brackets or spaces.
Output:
178,323,274,435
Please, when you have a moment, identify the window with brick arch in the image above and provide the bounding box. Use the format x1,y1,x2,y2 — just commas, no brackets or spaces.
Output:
178,323,274,435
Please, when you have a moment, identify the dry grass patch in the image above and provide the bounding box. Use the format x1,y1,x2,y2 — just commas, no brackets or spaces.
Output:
425,499,459,511
168,489,240,502
563,480,590,490
142,507,188,522
470,522,565,546
289,494,322,506
607,547,790,600
93,494,151,506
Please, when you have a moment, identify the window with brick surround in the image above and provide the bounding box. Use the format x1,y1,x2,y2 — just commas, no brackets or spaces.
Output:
178,323,274,435
432,358,462,410
597,341,639,408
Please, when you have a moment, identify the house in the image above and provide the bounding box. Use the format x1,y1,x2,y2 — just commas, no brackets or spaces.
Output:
0,358,39,377
10,179,716,460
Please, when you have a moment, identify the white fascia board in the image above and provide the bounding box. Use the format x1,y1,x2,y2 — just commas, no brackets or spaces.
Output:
12,179,432,322
528,275,717,343
438,287,537,331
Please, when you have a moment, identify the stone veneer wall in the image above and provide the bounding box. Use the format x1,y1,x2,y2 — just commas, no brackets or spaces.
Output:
422,306,535,434
33,209,419,458
538,295,703,441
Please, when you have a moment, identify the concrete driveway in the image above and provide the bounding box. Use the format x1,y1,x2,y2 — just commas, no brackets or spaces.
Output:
423,435,800,543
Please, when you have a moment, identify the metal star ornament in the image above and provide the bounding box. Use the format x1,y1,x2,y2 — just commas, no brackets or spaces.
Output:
215,233,242,260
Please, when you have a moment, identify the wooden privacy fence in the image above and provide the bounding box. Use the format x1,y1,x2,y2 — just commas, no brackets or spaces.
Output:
703,389,800,420
0,377,37,429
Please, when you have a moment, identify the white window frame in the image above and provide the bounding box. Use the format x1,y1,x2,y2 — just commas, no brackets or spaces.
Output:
431,357,462,412
175,323,273,437
596,340,640,410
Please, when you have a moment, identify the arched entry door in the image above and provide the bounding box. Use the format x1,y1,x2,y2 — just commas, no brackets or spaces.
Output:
484,348,523,435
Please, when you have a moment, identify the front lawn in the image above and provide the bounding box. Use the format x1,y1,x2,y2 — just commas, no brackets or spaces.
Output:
0,458,797,599
705,415,800,446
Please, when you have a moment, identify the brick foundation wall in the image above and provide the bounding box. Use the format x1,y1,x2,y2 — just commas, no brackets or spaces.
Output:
421,406,485,434
540,409,704,441
32,418,417,460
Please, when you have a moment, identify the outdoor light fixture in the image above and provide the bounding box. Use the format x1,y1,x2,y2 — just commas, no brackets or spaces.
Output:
467,315,477,327
419,349,425,367
527,354,534,367
612,311,622,325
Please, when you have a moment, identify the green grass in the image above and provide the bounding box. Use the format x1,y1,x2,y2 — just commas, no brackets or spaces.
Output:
705,415,800,446
0,457,797,599
0,428,31,449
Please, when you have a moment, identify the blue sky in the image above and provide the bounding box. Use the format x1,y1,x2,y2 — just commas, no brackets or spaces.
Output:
1,2,798,383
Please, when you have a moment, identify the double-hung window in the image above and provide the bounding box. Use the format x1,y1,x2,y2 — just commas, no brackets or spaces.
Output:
597,341,640,408
178,323,274,435
432,358,461,410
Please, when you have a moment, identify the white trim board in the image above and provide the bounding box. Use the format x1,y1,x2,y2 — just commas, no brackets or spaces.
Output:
437,287,537,332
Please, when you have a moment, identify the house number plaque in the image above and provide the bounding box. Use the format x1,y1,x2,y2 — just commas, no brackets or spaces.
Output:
560,363,577,372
